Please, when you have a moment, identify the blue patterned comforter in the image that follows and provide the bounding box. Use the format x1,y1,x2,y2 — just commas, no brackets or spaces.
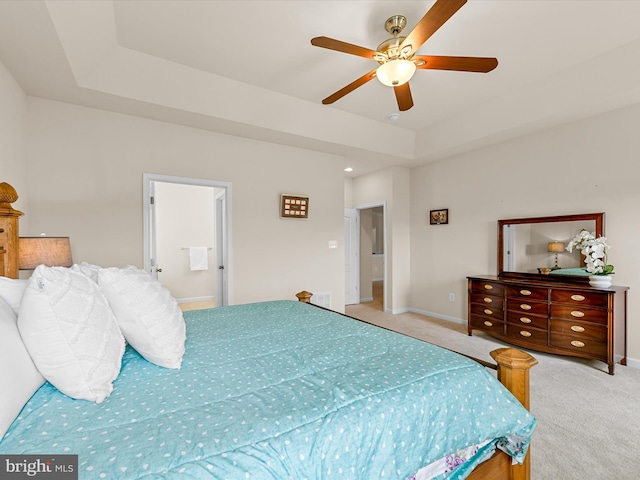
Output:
1,300,536,479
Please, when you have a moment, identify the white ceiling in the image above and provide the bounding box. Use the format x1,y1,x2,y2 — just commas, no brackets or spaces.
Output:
2,0,640,176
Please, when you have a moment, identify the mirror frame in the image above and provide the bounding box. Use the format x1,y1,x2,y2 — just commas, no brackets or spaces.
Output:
497,212,605,282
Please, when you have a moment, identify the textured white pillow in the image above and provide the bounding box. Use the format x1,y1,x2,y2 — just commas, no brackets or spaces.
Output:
98,266,186,369
17,266,125,403
0,276,28,314
70,262,101,283
0,296,45,440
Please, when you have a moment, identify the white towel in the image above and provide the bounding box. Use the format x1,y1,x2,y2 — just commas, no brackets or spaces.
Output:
189,247,208,271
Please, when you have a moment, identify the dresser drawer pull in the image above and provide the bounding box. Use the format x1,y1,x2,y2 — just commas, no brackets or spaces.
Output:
571,325,585,333
483,284,493,290
520,289,532,296
520,331,532,337
571,340,585,348
484,321,493,327
483,297,492,303
570,294,586,302
519,317,532,324
570,311,585,318
484,309,493,315
520,304,532,311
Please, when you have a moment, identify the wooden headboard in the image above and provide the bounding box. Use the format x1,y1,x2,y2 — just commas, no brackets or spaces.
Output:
0,182,23,278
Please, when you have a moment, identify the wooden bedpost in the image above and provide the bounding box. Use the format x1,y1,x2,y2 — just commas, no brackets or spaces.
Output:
296,291,313,303
0,182,23,278
491,347,537,480
490,347,537,409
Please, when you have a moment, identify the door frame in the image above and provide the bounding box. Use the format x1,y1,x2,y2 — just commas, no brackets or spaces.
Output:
344,208,359,305
143,173,233,305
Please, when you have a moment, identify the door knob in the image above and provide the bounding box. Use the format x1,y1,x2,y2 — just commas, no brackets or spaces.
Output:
156,268,163,273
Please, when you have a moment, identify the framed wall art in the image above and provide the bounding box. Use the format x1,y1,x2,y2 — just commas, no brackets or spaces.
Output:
429,208,448,225
280,194,309,219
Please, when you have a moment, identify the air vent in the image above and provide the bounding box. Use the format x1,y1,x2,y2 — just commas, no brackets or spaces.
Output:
311,291,331,309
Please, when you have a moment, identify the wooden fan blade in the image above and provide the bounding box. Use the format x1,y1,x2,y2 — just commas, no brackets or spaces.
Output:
311,36,380,60
400,0,467,55
394,83,413,111
414,55,498,73
322,68,378,105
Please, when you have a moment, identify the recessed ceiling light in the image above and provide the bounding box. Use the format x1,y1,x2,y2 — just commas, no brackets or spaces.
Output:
387,113,400,121
344,167,353,172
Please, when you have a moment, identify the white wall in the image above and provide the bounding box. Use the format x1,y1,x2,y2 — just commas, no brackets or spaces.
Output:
351,166,411,313
23,97,346,310
155,182,216,301
409,103,640,363
0,61,28,228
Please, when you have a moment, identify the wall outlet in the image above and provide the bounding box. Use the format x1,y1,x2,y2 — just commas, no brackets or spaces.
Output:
449,293,455,302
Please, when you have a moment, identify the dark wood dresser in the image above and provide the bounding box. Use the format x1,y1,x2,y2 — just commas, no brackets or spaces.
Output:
467,275,628,374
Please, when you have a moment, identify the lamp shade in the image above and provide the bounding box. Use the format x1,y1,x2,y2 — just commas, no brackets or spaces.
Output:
548,241,565,253
18,237,73,269
376,59,416,87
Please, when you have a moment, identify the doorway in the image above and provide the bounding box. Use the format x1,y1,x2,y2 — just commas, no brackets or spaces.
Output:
344,203,386,311
143,173,232,307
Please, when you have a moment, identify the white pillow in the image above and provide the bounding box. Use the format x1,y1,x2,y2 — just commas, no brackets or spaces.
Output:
70,262,101,283
17,265,125,403
98,266,186,369
0,295,45,440
0,276,28,314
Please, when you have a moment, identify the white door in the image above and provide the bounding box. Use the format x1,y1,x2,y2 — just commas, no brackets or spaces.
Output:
148,181,158,279
344,208,359,305
215,191,227,306
503,224,515,272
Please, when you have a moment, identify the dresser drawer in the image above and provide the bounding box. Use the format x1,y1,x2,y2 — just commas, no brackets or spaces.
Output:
506,285,548,301
470,280,504,296
469,292,503,307
506,311,548,330
506,298,548,316
470,315,504,333
470,302,503,320
506,324,548,345
550,332,607,358
551,290,609,309
550,319,607,341
550,304,608,325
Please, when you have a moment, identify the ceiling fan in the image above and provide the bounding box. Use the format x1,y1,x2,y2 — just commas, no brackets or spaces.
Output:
310,0,497,112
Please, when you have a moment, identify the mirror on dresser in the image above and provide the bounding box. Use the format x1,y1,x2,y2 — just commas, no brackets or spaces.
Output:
497,213,605,282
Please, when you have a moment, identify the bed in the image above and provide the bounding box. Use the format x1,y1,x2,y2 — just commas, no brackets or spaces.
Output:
1,289,536,479
0,187,536,479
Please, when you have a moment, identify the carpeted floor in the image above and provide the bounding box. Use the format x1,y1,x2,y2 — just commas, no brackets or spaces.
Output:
346,287,640,480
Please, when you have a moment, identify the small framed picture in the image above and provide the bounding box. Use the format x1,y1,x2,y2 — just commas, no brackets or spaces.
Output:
280,194,309,219
429,208,448,225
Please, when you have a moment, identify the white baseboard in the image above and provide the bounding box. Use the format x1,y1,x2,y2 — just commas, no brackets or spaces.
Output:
360,296,373,303
387,307,410,314
177,295,215,304
626,357,640,369
408,307,466,325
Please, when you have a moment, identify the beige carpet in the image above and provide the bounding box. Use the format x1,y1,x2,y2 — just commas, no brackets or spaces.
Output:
346,293,640,480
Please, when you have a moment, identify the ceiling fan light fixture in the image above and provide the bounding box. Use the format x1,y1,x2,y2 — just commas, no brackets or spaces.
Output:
376,59,416,87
